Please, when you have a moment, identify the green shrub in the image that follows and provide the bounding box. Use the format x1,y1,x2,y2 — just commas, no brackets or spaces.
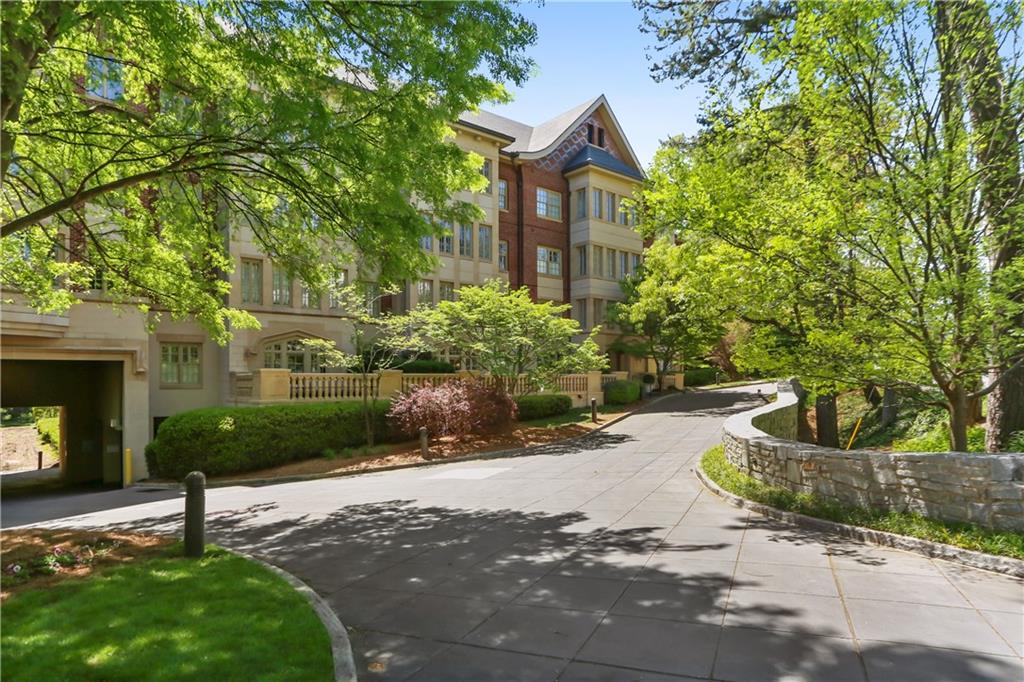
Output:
1006,431,1024,453
515,394,573,421
36,417,59,448
893,423,986,453
144,401,391,480
604,380,641,405
401,359,456,374
683,367,717,387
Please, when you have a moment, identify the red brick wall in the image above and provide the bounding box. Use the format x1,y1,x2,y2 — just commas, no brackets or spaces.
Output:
497,107,635,304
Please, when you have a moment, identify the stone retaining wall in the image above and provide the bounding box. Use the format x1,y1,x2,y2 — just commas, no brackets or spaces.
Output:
722,381,1024,531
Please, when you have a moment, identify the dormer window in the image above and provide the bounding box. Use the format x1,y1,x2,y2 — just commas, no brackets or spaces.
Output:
598,128,605,148
587,123,595,144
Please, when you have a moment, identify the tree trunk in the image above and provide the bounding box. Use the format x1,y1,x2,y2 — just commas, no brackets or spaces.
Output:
815,394,839,448
947,385,970,452
946,2,1024,450
987,365,1024,451
879,387,898,429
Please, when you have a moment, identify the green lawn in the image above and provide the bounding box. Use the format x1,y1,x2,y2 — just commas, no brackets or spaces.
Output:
701,445,1024,560
2,546,333,681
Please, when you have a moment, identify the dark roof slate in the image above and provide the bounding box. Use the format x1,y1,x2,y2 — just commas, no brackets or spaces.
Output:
563,144,645,180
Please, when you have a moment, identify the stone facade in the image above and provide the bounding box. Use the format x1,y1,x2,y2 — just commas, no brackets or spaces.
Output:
722,381,1024,531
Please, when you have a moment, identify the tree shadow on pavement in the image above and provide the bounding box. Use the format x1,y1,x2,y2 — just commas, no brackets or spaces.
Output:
100,500,1020,681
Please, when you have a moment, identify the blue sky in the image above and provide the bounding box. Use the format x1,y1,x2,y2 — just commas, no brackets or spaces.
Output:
487,1,705,170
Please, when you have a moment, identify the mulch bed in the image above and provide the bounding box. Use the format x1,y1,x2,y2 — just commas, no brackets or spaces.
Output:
1,529,175,600
211,412,628,483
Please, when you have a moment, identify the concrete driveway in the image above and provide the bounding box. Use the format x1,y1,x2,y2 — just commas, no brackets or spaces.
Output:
5,385,1022,681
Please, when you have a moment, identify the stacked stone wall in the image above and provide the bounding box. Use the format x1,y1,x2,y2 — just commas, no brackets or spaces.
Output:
722,381,1024,531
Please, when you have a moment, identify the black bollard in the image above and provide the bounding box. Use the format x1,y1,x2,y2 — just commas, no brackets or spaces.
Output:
591,397,598,423
419,426,429,458
184,471,206,558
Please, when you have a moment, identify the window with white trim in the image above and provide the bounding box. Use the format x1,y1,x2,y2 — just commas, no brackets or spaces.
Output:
498,179,508,210
536,188,561,220
86,55,124,100
160,343,201,386
498,241,509,272
537,246,562,276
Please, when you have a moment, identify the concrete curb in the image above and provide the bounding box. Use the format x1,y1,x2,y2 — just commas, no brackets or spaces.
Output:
234,550,357,682
695,461,1024,579
139,391,684,491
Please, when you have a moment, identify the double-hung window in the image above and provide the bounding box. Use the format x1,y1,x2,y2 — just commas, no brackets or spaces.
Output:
272,266,292,306
536,188,561,220
329,271,349,309
537,246,562,276
478,225,492,260
481,159,493,194
593,246,604,277
592,189,603,219
575,189,587,219
160,343,201,387
607,249,616,279
417,279,434,306
459,223,474,257
86,55,124,100
498,241,509,272
498,179,508,210
241,258,263,304
439,220,454,255
607,193,617,223
619,251,629,278
576,245,588,276
439,281,456,302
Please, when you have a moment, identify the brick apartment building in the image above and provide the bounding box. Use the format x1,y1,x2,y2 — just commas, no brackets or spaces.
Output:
1,95,646,486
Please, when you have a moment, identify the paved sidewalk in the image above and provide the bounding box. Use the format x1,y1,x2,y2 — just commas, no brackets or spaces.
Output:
10,385,1023,681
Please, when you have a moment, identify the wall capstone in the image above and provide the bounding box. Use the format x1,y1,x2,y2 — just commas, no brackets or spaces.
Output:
722,380,1024,531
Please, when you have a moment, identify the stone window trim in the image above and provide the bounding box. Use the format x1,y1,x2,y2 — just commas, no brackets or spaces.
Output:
478,224,493,261
159,341,202,389
240,257,263,305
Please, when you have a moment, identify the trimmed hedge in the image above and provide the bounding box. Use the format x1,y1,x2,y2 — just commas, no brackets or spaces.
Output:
401,359,456,374
145,401,390,480
515,394,572,421
683,367,717,387
604,380,641,405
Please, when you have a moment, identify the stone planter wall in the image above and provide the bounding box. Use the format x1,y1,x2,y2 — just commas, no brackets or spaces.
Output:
722,381,1024,531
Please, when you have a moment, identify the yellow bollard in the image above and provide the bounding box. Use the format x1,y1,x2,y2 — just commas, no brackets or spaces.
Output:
123,447,133,487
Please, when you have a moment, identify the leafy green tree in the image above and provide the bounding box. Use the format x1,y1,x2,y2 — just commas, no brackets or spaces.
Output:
607,238,723,387
410,280,607,395
1,1,535,343
639,0,1024,451
301,284,422,447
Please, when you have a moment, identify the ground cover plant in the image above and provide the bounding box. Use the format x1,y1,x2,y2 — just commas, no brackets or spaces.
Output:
701,445,1024,560
2,535,332,681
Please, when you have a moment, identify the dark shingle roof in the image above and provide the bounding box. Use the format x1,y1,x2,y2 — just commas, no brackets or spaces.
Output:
563,144,645,180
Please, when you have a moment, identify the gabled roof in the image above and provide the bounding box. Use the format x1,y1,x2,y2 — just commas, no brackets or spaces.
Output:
458,95,643,176
564,144,645,181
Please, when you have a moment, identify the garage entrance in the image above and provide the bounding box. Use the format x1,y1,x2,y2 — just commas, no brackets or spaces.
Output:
1,360,124,489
